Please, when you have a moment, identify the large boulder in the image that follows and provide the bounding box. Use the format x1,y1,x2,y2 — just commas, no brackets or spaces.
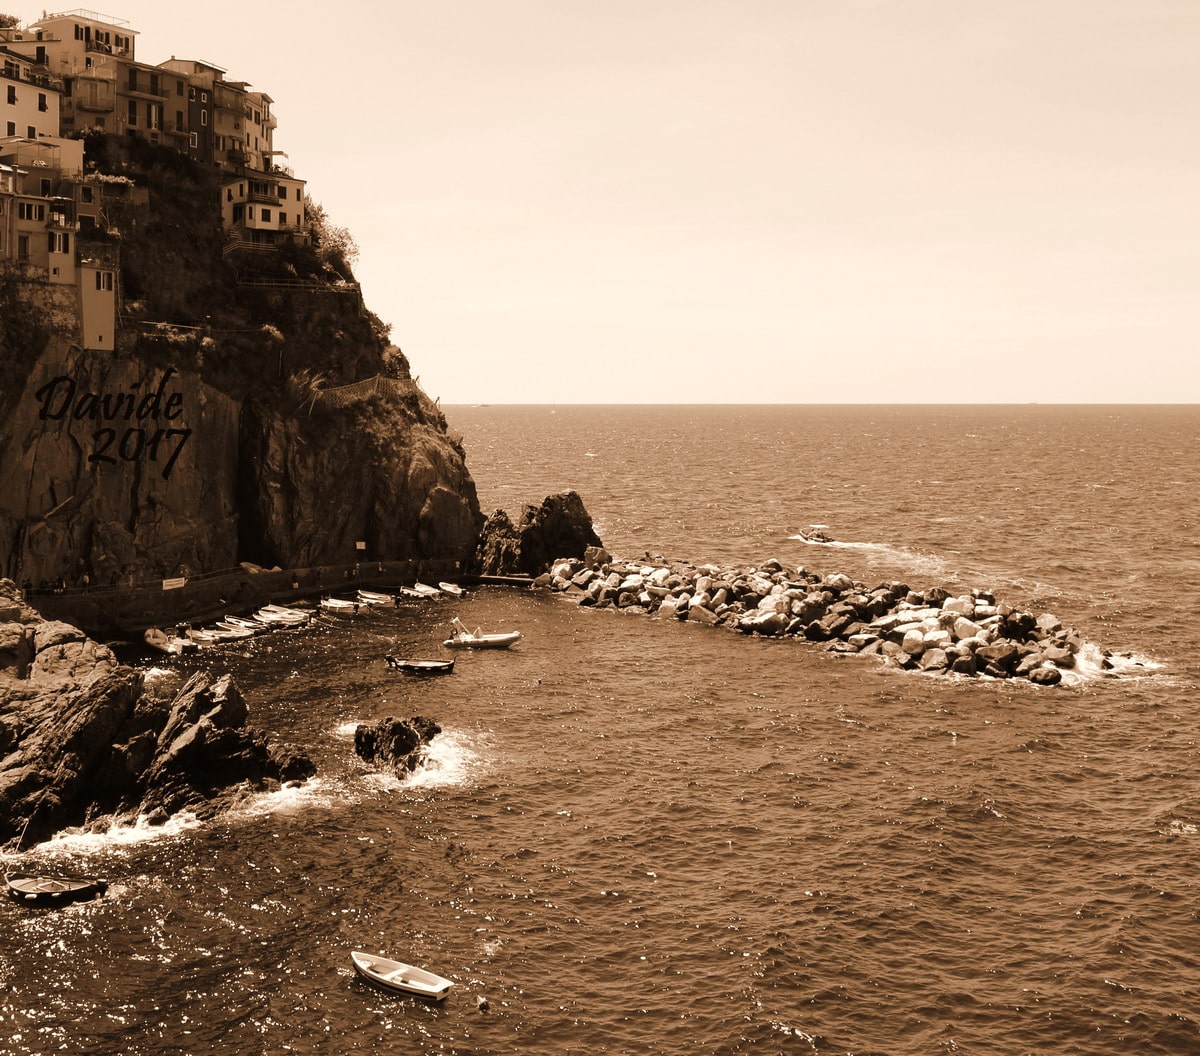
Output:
354,715,441,772
473,491,603,576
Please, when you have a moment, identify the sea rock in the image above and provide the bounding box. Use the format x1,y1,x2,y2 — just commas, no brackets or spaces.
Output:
354,715,442,772
473,491,603,577
0,580,313,845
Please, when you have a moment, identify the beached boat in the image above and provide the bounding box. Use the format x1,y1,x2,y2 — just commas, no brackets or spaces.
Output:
385,656,455,675
410,582,442,598
438,581,464,597
320,597,361,616
6,871,108,906
254,604,310,627
222,615,272,635
356,589,394,607
443,617,521,650
350,950,453,1000
212,620,257,640
143,627,197,655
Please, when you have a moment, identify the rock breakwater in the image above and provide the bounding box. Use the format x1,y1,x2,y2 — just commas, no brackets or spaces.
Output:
546,551,1110,686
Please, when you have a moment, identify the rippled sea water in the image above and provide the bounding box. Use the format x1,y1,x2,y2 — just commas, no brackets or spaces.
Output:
3,405,1198,1056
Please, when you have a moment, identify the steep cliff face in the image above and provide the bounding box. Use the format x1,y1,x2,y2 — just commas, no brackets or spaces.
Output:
238,392,479,568
0,134,481,588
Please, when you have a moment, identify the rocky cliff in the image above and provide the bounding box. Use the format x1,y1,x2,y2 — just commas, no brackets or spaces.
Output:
0,133,480,589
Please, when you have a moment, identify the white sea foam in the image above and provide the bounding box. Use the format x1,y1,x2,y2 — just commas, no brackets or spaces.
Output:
360,727,487,792
1058,641,1164,685
14,811,205,858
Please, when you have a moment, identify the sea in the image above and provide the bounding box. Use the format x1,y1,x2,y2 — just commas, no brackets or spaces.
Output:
2,404,1198,1056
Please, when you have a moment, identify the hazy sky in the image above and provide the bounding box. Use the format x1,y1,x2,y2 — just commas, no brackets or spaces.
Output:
22,1,1199,403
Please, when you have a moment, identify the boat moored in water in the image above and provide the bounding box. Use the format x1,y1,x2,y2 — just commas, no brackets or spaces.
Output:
384,656,455,675
6,871,108,906
443,617,521,650
350,950,453,1000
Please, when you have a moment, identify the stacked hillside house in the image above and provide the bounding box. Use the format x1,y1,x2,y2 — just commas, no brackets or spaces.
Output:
0,7,307,347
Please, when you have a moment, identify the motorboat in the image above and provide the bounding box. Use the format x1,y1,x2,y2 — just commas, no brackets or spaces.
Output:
350,950,453,1000
143,627,197,655
443,617,521,650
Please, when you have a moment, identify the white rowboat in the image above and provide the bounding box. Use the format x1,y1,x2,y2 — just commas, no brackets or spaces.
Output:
350,950,453,1000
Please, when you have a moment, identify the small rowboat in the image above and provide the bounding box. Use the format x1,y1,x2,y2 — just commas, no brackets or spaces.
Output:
443,617,521,650
385,656,455,675
410,582,442,598
351,950,453,1000
357,589,395,607
438,581,464,597
6,872,108,906
320,597,361,616
222,615,272,635
255,604,310,627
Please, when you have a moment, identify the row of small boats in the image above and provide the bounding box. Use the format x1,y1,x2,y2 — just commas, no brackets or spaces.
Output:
143,583,470,655
143,602,315,654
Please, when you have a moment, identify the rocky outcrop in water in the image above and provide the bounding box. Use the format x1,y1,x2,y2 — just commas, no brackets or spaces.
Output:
545,555,1114,686
473,490,603,577
354,716,441,772
0,580,313,846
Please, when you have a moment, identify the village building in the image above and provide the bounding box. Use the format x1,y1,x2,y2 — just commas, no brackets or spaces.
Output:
0,8,309,352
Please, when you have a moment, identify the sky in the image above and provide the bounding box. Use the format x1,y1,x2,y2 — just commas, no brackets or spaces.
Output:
15,1,1199,403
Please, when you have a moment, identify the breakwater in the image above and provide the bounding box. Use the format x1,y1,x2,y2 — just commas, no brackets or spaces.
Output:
545,550,1109,685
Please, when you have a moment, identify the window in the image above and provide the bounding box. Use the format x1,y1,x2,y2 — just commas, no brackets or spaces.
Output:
128,69,138,92
38,93,48,112
128,100,136,126
48,231,70,254
201,90,208,102
278,186,286,199
5,122,14,137
40,178,51,196
17,234,29,260
189,131,197,148
6,86,15,104
80,186,94,203
26,126,33,138
189,86,196,101
18,202,46,221
96,271,114,291
262,208,271,222
200,110,207,126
